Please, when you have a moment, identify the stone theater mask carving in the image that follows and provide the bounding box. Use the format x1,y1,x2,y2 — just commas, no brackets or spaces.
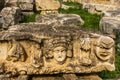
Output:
53,46,67,64
95,36,114,61
44,37,72,64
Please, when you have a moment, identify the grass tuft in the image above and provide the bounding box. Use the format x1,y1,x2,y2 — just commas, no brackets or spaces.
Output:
59,2,102,30
22,13,37,23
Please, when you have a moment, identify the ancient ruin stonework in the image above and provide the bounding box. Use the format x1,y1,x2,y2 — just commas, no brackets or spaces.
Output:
0,0,116,79
63,0,120,14
99,10,120,56
5,0,34,11
0,23,115,79
2,0,62,15
63,0,120,5
0,7,21,29
36,14,84,26
35,0,61,14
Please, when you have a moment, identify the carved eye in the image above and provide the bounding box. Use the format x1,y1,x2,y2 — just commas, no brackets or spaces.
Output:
54,50,59,53
99,46,104,49
61,49,66,53
99,45,110,49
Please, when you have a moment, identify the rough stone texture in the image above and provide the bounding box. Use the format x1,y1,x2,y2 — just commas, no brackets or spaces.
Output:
99,10,120,36
32,76,65,80
100,17,120,34
0,0,116,79
35,0,61,14
100,14,120,54
0,22,115,80
115,0,120,6
99,11,120,55
63,0,120,14
103,10,120,17
83,3,119,14
63,0,120,5
36,14,84,26
78,74,102,80
17,0,33,11
5,0,33,11
0,7,21,29
88,0,114,4
5,0,18,6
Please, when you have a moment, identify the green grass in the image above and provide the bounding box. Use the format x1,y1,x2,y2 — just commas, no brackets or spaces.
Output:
59,2,102,30
97,53,120,79
63,2,82,9
22,13,37,23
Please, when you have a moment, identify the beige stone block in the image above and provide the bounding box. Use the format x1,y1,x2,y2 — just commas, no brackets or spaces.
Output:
35,0,61,14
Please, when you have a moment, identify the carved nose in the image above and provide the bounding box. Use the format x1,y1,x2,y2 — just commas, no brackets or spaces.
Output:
58,51,62,55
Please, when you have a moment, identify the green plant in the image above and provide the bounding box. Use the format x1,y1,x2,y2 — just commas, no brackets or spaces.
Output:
59,2,102,30
63,2,82,9
22,13,37,23
97,53,120,79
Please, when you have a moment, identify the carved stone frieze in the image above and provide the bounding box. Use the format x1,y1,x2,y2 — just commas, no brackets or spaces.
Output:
6,41,26,62
0,23,115,77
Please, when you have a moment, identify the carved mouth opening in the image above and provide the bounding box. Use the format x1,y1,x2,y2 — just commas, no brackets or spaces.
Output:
100,53,109,57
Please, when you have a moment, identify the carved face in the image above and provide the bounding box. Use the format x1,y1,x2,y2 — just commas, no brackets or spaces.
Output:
95,36,114,61
95,46,113,61
53,46,67,63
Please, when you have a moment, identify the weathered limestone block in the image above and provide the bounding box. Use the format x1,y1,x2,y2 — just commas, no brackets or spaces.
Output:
36,14,84,26
63,0,120,9
99,10,120,38
0,22,115,80
115,0,120,6
35,0,61,14
103,10,120,17
90,0,114,4
83,3,118,14
5,0,18,6
100,17,120,34
17,0,33,11
0,7,21,29
63,0,116,4
5,0,33,11
78,74,102,80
